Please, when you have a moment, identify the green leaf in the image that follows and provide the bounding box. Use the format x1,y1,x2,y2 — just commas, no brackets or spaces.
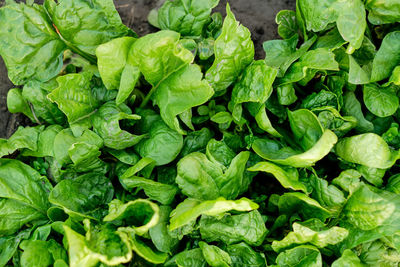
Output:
154,64,214,134
48,72,99,126
169,197,258,231
365,0,400,25
363,83,399,118
231,60,277,105
205,4,254,94
20,239,67,267
276,10,298,39
49,173,113,220
199,242,231,267
22,125,63,158
176,151,250,200
0,159,51,235
252,130,338,168
199,210,267,246
175,248,207,267
157,0,219,37
45,0,132,56
343,184,400,235
248,161,307,193
210,112,233,125
130,30,194,87
275,245,322,267
135,109,183,166
335,133,399,169
278,192,332,221
0,229,31,267
130,235,168,264
263,35,316,77
278,48,339,85
63,223,132,267
22,81,66,124
92,102,143,150
371,31,400,82
271,219,348,252
120,176,178,205
226,242,267,267
96,37,141,105
0,126,42,158
342,91,374,133
332,249,365,267
6,88,35,121
149,206,179,253
103,199,160,236
0,2,66,85
53,128,103,166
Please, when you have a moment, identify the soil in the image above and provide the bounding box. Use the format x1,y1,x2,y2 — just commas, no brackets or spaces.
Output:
0,0,295,138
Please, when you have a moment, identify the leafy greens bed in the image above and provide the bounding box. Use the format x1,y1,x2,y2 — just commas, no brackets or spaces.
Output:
1,0,400,266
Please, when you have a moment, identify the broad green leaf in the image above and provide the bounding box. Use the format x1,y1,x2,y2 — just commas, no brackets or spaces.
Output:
278,48,339,85
263,34,316,77
332,249,365,267
103,199,160,236
130,30,194,87
0,2,65,85
45,0,132,56
96,37,140,105
343,184,400,235
365,0,400,25
252,130,338,168
6,88,35,121
363,83,399,118
226,242,267,267
272,219,348,252
92,102,143,150
205,4,254,94
342,91,374,133
149,206,179,253
0,229,31,266
53,128,103,166
248,161,307,193
49,173,113,220
0,126,42,158
134,110,183,166
175,248,207,267
96,37,136,90
0,159,51,235
169,197,259,231
22,81,66,125
130,235,168,264
63,223,132,267
276,10,298,39
154,64,214,134
371,31,400,82
22,125,63,158
275,245,322,267
278,192,332,221
120,176,178,205
199,242,231,267
157,0,219,37
335,133,399,169
48,72,99,126
20,239,67,267
199,210,267,246
231,60,277,105
176,151,250,200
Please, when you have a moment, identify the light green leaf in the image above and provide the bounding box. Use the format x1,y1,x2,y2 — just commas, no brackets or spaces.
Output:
169,197,258,231
205,4,254,94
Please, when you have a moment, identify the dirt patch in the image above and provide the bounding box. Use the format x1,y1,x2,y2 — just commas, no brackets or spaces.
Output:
0,0,295,138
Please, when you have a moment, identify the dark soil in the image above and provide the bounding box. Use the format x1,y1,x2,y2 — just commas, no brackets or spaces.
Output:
0,0,295,138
